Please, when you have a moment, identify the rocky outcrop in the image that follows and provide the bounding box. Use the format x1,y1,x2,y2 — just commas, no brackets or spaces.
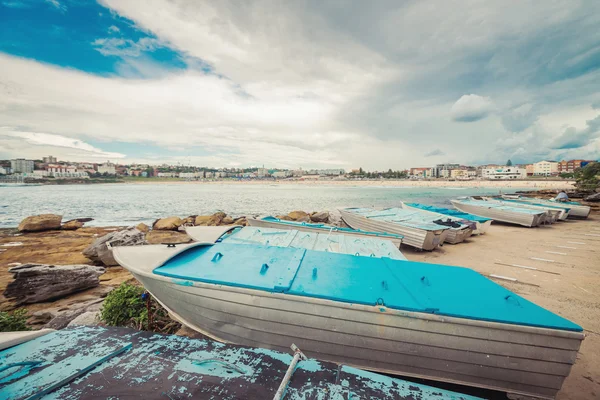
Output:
62,220,84,230
310,211,329,223
194,215,211,226
222,216,234,225
136,223,150,233
183,216,196,226
146,230,192,244
275,215,293,221
83,227,146,266
584,193,600,202
233,217,248,226
18,214,62,232
153,216,183,231
288,210,310,222
68,311,101,327
4,263,106,305
195,212,227,226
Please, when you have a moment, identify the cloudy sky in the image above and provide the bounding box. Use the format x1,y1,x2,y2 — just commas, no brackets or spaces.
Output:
1,0,599,169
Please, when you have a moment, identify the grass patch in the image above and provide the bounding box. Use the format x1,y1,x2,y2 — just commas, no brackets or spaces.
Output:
100,282,180,334
0,309,30,332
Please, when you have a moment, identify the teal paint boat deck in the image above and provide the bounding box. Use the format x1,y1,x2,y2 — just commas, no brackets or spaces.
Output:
406,203,491,223
154,242,582,332
0,326,482,400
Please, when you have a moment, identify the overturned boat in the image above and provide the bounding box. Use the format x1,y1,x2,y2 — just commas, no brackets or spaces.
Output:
503,196,591,219
480,197,566,222
403,202,492,235
451,198,548,227
247,216,403,248
114,226,584,400
339,207,452,250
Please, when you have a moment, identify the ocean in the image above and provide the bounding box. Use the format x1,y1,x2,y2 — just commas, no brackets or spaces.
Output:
0,183,534,228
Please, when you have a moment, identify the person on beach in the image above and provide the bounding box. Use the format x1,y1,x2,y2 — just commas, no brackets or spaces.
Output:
555,191,569,202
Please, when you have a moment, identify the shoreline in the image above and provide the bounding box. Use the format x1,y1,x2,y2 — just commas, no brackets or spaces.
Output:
122,179,576,189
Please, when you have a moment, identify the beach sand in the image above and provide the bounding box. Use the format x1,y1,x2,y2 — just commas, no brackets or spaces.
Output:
0,209,598,399
406,214,600,400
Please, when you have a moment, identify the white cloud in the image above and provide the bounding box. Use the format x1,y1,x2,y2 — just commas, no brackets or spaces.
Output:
0,128,126,159
92,37,162,57
108,25,120,34
45,0,66,12
451,94,495,122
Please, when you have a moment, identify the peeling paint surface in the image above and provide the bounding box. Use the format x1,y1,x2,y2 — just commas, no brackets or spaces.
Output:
0,326,481,399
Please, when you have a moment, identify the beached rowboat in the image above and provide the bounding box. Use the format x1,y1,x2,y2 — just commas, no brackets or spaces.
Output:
503,196,591,219
339,207,451,250
113,226,584,400
403,202,492,235
247,216,403,248
451,198,548,227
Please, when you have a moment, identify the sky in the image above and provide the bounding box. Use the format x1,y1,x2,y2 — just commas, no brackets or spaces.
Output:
0,0,599,170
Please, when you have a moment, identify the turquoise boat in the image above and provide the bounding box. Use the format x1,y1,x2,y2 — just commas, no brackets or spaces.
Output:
114,226,584,400
404,203,493,235
0,326,481,399
247,216,404,247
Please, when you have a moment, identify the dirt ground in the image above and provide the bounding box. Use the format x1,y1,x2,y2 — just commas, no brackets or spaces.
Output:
1,212,599,399
406,214,600,400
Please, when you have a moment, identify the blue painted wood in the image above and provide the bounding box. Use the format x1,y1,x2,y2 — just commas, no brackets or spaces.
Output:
3,326,481,400
154,242,582,331
0,330,131,400
406,203,492,223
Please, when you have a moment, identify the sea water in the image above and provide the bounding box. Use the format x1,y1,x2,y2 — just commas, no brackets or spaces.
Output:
0,183,536,228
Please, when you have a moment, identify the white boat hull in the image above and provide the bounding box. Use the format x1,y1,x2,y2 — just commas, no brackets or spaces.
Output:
246,218,403,248
339,209,447,250
451,201,545,228
113,244,583,400
399,203,477,239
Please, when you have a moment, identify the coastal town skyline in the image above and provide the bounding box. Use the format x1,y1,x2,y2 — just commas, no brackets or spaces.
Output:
1,1,600,170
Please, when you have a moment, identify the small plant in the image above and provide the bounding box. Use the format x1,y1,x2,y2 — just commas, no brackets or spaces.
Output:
0,309,30,332
100,282,180,334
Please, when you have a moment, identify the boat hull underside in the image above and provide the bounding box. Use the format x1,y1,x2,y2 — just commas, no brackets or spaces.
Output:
138,274,582,400
339,210,446,250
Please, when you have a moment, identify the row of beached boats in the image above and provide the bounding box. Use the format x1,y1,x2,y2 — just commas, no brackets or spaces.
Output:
113,196,591,399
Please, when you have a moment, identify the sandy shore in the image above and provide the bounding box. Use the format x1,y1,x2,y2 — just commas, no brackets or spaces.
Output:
126,178,576,190
406,214,600,400
1,208,598,399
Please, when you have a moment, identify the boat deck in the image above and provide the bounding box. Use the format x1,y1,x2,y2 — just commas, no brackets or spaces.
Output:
0,326,481,400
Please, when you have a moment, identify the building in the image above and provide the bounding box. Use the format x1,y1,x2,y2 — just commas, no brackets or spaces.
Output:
482,166,527,180
450,169,476,179
33,170,50,178
432,163,460,178
43,155,57,163
0,166,10,175
10,159,34,174
257,168,269,178
272,170,292,178
409,167,431,178
157,172,177,178
525,164,534,176
557,160,593,173
533,160,559,176
98,162,116,175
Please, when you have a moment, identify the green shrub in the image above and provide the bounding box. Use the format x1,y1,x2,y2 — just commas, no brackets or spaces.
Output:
0,309,30,332
100,282,180,334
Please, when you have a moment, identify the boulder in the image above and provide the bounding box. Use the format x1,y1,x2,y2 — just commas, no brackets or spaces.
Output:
136,223,150,233
68,311,101,327
310,211,329,223
4,263,106,305
18,214,62,232
222,216,234,225
194,215,212,226
183,216,196,225
288,210,310,222
207,212,227,226
233,217,248,226
275,215,293,221
153,216,183,231
146,230,192,245
62,220,84,230
584,193,600,202
83,227,146,266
